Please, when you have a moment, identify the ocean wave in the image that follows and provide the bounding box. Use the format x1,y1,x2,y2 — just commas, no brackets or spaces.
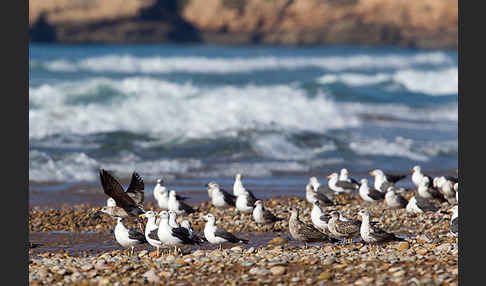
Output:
316,67,458,96
29,78,361,139
348,136,457,162
33,52,453,74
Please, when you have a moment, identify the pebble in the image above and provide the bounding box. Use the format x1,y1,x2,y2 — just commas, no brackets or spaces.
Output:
270,266,286,275
143,269,160,283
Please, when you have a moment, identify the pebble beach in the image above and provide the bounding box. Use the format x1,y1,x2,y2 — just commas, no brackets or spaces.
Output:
29,191,458,286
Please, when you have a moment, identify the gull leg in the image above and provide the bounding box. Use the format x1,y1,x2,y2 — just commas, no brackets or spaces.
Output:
130,246,134,256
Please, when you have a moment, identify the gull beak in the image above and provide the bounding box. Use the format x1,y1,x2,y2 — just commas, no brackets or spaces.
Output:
326,175,331,179
139,214,146,218
446,208,453,213
369,171,374,176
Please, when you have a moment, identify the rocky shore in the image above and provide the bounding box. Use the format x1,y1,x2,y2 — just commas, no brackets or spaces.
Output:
29,0,458,49
29,192,458,285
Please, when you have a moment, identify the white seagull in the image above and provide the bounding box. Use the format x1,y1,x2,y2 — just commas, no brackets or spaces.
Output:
208,182,236,208
168,190,195,214
252,200,283,225
358,178,385,203
157,211,200,254
327,173,358,194
204,213,248,249
411,166,433,188
139,211,163,257
406,196,440,214
114,217,147,256
310,200,331,232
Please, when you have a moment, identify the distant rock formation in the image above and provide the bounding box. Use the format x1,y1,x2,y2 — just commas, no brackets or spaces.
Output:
29,0,457,49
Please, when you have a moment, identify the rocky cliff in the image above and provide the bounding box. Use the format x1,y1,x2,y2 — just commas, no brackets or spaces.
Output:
29,0,458,49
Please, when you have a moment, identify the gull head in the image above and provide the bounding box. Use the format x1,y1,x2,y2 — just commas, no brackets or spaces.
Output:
156,178,163,184
357,209,370,218
340,168,349,176
204,213,216,223
360,178,368,185
412,165,421,174
159,211,169,220
329,211,340,219
235,173,242,181
327,173,339,180
169,190,176,197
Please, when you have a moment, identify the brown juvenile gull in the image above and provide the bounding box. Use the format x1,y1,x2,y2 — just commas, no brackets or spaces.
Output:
406,195,440,214
328,211,361,243
384,187,408,209
358,178,385,203
125,171,145,207
114,217,147,256
288,207,335,247
306,178,335,206
99,169,145,217
252,200,284,225
357,209,404,250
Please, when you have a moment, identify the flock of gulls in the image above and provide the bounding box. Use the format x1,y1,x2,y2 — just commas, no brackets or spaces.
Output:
95,166,459,256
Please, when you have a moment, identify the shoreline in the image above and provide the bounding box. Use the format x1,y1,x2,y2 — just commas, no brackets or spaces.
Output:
29,192,458,285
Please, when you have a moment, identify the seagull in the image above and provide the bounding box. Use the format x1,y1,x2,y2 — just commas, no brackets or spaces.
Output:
369,169,405,193
204,213,248,249
370,169,407,184
434,176,457,204
327,173,358,194
181,220,206,244
208,182,236,208
153,179,188,210
308,177,336,200
358,178,385,203
168,190,195,214
288,207,335,247
139,211,163,257
411,166,433,188
233,173,258,199
98,205,131,218
252,200,284,225
385,187,408,209
448,206,458,237
236,191,257,213
339,168,361,187
99,169,145,218
114,217,147,256
384,187,408,209
168,210,180,228
417,177,447,203
306,180,335,206
328,211,361,243
357,209,404,248
157,211,201,255
406,196,440,214
310,200,331,233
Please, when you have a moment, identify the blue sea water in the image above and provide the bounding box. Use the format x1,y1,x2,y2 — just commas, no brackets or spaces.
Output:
29,44,457,195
